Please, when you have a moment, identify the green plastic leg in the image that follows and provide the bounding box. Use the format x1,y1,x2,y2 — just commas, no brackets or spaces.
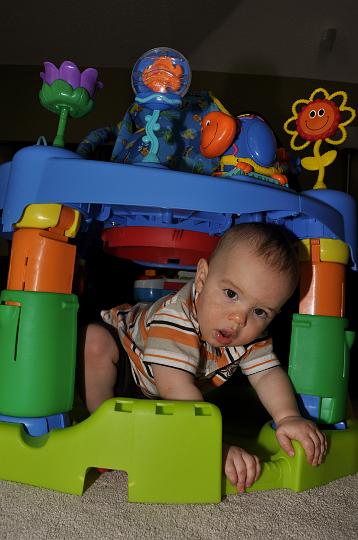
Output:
0,398,222,504
0,397,357,503
0,290,78,417
223,420,358,495
288,314,354,424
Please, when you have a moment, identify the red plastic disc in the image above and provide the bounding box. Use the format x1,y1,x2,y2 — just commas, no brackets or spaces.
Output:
102,226,220,266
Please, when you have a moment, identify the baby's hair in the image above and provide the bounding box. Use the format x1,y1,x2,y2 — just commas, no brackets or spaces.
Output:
210,222,299,290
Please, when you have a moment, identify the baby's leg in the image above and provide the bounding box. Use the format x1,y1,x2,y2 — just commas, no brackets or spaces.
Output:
80,323,120,413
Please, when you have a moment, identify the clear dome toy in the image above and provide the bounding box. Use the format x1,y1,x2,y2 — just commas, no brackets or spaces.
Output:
132,47,191,109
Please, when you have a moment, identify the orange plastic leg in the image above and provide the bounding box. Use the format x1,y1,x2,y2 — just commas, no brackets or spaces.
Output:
7,228,76,294
299,260,345,316
299,238,346,317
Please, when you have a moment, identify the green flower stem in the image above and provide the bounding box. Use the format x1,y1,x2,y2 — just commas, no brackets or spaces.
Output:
53,107,69,147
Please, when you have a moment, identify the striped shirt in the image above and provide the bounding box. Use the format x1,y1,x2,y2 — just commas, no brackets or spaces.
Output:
101,280,280,398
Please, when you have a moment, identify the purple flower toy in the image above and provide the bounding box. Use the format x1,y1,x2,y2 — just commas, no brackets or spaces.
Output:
39,60,103,147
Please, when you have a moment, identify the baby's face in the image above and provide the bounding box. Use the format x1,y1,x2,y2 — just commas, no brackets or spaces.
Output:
194,244,294,348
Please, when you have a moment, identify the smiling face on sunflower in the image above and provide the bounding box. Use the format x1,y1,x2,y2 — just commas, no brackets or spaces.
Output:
284,88,356,151
296,98,341,142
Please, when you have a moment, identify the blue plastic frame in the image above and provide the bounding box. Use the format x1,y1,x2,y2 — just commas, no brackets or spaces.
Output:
0,145,356,269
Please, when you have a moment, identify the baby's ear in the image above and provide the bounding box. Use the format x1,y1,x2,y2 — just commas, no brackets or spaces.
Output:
195,258,209,294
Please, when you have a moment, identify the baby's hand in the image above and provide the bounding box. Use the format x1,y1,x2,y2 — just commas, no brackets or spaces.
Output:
275,416,327,466
222,443,261,493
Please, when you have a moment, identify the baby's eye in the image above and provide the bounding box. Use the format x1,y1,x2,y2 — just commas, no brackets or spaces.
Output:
254,307,268,319
224,289,238,300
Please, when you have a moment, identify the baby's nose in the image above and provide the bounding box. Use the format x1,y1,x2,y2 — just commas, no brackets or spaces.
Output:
228,308,248,327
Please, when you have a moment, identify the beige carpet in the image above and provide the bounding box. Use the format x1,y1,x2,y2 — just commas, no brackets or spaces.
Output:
0,470,357,539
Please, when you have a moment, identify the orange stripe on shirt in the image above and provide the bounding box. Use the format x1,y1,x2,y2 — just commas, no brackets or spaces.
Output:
240,357,277,372
144,352,197,370
148,325,199,348
137,304,152,342
247,339,272,350
239,339,272,361
122,335,147,375
156,311,193,323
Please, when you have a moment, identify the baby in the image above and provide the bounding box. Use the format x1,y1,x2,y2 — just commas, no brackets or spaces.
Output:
80,222,327,492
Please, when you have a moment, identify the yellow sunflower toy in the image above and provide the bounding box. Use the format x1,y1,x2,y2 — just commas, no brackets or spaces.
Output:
284,88,356,189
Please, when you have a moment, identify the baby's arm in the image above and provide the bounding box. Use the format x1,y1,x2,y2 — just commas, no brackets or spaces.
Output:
151,364,203,400
249,366,327,466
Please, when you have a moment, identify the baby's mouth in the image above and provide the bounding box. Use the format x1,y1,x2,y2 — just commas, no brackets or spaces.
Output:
214,329,235,346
